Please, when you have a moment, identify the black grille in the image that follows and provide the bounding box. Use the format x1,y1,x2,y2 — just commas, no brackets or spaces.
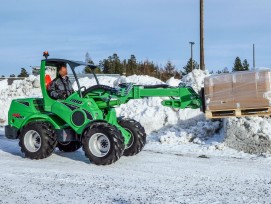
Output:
70,99,83,104
62,102,78,111
83,109,93,120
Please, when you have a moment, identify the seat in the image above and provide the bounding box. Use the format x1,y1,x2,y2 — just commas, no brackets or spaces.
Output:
45,74,52,89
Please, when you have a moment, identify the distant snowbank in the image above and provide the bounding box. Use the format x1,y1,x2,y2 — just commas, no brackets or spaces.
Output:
0,76,41,124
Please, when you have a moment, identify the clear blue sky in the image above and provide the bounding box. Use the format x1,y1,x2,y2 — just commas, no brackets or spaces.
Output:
0,0,270,76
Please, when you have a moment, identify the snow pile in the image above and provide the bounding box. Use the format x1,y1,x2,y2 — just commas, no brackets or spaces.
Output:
166,77,180,86
73,76,118,90
0,76,41,124
77,74,206,135
116,97,203,134
78,73,217,146
113,76,128,87
2,76,40,98
181,69,209,92
0,79,9,92
150,116,221,145
126,75,163,85
224,117,271,154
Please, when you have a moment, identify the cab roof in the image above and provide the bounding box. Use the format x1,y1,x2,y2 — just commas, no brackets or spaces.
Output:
43,58,97,69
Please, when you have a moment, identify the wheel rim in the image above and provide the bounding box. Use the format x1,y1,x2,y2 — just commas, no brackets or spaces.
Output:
24,130,41,153
89,133,110,157
124,128,134,149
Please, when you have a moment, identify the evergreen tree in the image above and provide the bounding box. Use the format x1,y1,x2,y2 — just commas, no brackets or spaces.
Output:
232,57,243,72
99,59,110,74
154,64,161,79
127,55,137,75
99,53,123,74
1,75,4,77
160,60,177,81
164,60,175,75
85,52,94,64
122,59,127,76
215,67,230,74
111,53,123,74
139,60,156,76
84,52,97,73
10,74,15,77
18,68,29,77
242,59,249,71
222,67,230,73
183,58,199,74
95,52,187,81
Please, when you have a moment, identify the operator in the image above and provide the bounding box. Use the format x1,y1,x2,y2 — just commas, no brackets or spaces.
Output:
48,63,74,100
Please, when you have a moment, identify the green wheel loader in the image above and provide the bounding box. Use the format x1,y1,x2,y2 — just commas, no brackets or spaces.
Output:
5,53,202,165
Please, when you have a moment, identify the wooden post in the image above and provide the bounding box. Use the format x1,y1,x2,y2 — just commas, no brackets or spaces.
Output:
200,0,205,70
253,44,256,69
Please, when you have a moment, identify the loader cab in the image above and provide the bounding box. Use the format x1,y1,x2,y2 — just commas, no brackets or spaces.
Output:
40,57,98,112
44,62,71,92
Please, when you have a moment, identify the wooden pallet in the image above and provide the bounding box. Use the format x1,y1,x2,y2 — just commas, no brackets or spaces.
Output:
205,107,271,118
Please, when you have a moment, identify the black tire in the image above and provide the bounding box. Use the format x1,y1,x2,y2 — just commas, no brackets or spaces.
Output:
57,141,82,152
119,118,146,156
82,122,125,165
19,122,57,159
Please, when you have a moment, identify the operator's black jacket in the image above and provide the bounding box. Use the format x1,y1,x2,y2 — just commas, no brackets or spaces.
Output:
48,75,74,99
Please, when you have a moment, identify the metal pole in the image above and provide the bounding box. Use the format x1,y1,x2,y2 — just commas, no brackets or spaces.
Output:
189,42,195,70
200,0,205,70
253,44,256,69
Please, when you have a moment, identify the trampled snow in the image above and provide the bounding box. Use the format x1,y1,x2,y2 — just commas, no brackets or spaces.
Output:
1,135,271,203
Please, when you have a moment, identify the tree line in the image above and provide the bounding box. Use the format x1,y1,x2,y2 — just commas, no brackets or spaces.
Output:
86,53,251,80
4,54,251,81
210,57,250,74
85,52,202,81
3,68,30,78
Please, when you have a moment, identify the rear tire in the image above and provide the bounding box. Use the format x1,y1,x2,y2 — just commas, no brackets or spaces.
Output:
57,141,82,152
119,118,146,156
82,122,125,165
19,122,57,159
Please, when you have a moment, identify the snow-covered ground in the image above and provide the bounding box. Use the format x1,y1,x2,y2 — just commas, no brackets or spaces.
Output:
1,71,271,203
1,134,271,204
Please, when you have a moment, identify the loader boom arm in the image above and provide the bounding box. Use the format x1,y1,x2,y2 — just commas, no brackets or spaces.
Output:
86,83,202,110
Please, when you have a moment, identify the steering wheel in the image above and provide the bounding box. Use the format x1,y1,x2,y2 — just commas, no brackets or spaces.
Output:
82,85,118,98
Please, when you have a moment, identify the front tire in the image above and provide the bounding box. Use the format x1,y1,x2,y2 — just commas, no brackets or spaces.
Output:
119,118,146,156
57,141,82,152
82,122,125,165
19,122,57,159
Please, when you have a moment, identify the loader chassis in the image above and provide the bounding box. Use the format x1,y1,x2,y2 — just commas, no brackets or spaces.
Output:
6,57,202,165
